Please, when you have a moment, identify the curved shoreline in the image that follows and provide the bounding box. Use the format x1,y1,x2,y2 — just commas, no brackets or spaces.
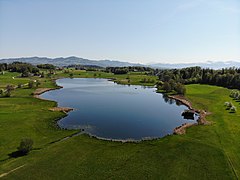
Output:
168,95,210,135
33,87,73,113
34,78,209,142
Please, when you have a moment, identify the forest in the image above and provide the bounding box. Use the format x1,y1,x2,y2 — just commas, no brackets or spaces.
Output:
0,62,39,77
156,66,240,90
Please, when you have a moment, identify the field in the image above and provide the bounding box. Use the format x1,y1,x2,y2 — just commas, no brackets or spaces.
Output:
0,70,240,179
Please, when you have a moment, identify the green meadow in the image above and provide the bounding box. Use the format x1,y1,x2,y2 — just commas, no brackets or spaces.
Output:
0,70,240,179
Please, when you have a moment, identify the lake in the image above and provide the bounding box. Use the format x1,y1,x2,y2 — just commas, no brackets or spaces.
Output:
41,78,198,140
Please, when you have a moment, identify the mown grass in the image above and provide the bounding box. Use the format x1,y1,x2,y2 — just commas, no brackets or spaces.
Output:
0,71,240,179
0,72,29,88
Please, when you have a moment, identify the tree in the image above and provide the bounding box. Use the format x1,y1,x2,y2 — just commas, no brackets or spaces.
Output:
28,81,34,88
169,79,176,90
175,83,186,95
0,89,4,96
162,82,171,92
36,80,41,88
5,85,14,97
230,106,237,113
17,138,33,155
18,83,23,88
224,102,230,107
40,72,45,78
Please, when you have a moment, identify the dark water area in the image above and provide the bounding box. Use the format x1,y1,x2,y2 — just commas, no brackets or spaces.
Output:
41,78,198,140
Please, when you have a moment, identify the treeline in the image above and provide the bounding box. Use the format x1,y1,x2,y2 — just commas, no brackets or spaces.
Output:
66,64,103,71
106,66,154,74
37,64,56,70
157,66,240,89
0,62,39,77
158,80,186,95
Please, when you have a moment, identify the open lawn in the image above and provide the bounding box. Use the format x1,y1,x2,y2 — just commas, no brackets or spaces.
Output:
0,71,240,179
0,72,30,88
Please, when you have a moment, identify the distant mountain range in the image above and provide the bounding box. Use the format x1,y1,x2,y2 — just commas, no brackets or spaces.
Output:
0,56,143,68
149,61,240,69
0,56,239,69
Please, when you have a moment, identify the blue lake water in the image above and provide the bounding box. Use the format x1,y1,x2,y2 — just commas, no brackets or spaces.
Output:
41,78,197,140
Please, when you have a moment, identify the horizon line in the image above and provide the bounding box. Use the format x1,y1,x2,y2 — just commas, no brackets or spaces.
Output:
0,56,240,65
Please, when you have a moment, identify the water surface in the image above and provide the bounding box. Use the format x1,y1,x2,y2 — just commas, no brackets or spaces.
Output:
41,78,197,140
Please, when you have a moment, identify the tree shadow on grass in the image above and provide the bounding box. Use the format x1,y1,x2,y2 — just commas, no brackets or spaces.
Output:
8,151,27,158
6,148,39,159
8,147,40,158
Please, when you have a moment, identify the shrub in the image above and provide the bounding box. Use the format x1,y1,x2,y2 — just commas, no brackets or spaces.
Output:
18,83,23,88
230,106,237,113
174,83,186,95
36,80,41,87
17,138,33,155
28,81,34,88
5,85,14,97
0,89,4,96
224,102,230,106
230,90,240,100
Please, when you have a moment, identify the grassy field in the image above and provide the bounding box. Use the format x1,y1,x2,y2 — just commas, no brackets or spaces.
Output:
0,72,30,88
51,69,158,86
0,71,240,179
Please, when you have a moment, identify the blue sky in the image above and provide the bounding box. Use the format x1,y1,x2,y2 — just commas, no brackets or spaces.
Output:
0,0,239,63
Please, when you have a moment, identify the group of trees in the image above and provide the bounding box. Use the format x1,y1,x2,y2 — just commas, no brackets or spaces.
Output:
156,67,240,90
66,64,103,71
160,80,186,95
140,78,155,84
0,62,40,77
106,66,154,75
226,90,240,113
28,80,41,88
0,85,14,97
106,67,129,74
37,64,56,70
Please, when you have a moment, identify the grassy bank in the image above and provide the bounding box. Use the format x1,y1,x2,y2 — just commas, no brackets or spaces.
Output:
0,71,239,179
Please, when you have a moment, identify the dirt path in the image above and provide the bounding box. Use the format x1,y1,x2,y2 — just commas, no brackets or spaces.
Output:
0,165,25,178
0,131,84,178
48,131,84,144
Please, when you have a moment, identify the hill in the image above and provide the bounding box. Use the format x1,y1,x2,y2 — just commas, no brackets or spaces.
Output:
0,56,143,67
0,57,239,69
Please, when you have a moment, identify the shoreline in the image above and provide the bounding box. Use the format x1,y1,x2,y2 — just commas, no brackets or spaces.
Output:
33,86,73,113
34,77,209,142
168,95,210,135
82,133,163,143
